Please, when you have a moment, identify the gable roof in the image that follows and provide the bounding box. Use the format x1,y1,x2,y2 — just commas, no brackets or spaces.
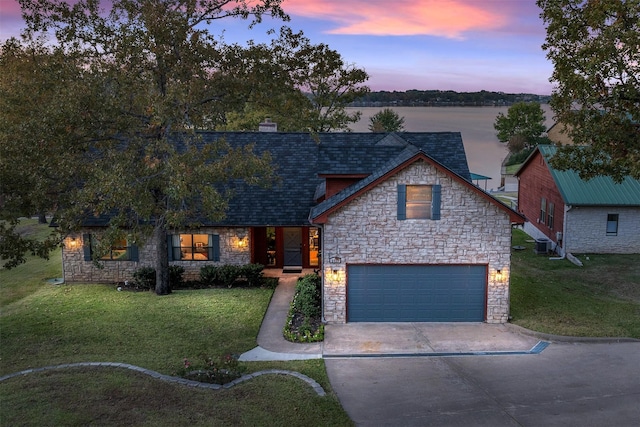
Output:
516,145,640,206
310,146,525,224
81,131,506,227
193,131,475,226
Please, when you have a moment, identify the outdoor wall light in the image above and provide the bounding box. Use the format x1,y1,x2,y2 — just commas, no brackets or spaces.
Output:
69,237,78,248
237,237,247,248
331,269,339,281
495,269,503,282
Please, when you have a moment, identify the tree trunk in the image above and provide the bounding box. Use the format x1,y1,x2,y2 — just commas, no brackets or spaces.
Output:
38,213,47,224
154,224,171,295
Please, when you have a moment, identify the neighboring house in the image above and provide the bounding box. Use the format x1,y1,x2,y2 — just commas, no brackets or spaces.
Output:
63,131,524,324
546,121,574,145
515,145,640,256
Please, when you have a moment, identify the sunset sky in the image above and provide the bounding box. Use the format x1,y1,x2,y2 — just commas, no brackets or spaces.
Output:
0,0,554,94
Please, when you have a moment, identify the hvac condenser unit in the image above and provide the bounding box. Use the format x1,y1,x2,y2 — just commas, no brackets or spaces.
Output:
534,238,551,254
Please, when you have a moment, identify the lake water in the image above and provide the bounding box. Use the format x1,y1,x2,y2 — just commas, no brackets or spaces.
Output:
347,106,554,190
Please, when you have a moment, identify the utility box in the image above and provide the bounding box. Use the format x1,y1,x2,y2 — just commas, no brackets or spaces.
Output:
535,238,551,254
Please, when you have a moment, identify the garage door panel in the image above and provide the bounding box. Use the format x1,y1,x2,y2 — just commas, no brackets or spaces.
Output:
347,265,486,322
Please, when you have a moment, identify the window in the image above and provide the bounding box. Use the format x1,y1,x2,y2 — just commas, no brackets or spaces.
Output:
169,234,219,261
82,234,138,262
540,198,546,223
606,214,619,236
397,184,441,220
547,202,554,229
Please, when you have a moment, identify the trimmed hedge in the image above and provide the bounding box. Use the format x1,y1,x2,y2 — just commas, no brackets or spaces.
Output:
200,264,265,288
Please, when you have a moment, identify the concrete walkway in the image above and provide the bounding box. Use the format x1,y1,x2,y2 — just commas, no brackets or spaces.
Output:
240,271,323,361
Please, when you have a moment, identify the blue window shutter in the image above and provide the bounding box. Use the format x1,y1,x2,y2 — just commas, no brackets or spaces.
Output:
129,243,139,262
167,235,174,261
82,234,92,261
209,234,220,261
431,185,441,220
397,184,407,220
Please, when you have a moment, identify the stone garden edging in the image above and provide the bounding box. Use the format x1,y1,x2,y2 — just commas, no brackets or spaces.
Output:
0,362,326,396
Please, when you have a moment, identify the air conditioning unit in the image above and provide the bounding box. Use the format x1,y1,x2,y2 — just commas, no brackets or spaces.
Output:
534,238,551,254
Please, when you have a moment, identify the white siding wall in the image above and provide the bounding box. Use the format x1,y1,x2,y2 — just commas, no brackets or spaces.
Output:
564,207,640,254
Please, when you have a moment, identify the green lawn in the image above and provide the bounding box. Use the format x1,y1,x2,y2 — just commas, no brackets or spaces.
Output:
510,228,640,338
0,219,352,426
2,222,639,425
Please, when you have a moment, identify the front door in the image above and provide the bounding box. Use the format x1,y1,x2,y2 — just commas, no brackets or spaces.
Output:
283,227,302,267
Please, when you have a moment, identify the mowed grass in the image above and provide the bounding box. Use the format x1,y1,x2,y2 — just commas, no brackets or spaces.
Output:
1,220,352,426
510,229,640,338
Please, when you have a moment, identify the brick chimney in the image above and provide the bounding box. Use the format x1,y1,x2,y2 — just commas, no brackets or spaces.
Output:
259,118,277,132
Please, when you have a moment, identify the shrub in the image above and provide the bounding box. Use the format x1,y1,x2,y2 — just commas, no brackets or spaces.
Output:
132,267,155,290
177,354,245,385
283,273,324,343
240,263,264,287
218,265,241,288
199,265,242,287
169,265,185,288
262,276,279,289
293,274,321,318
199,265,218,287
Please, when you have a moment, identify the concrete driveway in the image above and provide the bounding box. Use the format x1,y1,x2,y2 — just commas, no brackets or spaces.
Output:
325,341,640,426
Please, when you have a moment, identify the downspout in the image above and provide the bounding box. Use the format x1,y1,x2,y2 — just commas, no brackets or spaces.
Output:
549,204,571,260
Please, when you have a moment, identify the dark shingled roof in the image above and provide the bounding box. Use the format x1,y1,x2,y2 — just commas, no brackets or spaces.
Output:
192,131,471,227
81,131,472,227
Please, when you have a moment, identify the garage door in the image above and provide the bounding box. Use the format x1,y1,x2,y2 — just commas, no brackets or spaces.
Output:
347,265,486,322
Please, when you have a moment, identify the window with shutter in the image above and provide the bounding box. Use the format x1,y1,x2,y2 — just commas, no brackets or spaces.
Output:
398,184,440,220
169,234,219,261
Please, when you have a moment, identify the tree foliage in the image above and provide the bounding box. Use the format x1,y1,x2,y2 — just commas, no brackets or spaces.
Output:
1,0,292,293
221,27,370,132
538,0,640,181
494,102,547,152
368,108,405,132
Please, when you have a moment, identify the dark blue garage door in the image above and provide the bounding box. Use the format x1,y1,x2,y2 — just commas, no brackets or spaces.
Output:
347,265,486,322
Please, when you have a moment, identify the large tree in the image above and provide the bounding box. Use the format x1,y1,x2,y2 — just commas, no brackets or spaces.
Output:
494,102,547,152
1,0,290,293
538,0,640,181
221,27,370,132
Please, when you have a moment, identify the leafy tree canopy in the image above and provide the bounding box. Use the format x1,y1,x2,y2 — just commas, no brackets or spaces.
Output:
368,108,405,132
538,0,640,181
493,102,547,152
0,0,294,293
221,27,370,132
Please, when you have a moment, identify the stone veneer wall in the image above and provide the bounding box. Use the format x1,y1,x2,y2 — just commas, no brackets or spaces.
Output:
321,160,513,324
565,207,640,254
62,227,251,283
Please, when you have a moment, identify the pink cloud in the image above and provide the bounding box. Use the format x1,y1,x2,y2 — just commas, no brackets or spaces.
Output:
284,0,507,38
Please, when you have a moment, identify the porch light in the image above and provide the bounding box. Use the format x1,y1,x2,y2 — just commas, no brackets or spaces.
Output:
69,237,78,248
495,269,503,282
331,269,339,281
237,237,247,248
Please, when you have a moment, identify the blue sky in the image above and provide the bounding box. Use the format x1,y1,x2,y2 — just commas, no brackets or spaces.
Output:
0,0,554,94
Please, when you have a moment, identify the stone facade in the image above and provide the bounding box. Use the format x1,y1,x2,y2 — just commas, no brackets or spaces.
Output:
565,207,640,254
320,160,513,324
62,227,251,283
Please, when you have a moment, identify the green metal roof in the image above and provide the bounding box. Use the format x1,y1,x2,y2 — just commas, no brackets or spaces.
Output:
538,145,640,206
470,173,491,181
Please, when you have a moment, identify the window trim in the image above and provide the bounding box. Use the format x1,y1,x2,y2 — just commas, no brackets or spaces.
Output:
606,214,619,236
398,184,441,221
540,198,547,224
168,233,220,261
83,234,138,262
